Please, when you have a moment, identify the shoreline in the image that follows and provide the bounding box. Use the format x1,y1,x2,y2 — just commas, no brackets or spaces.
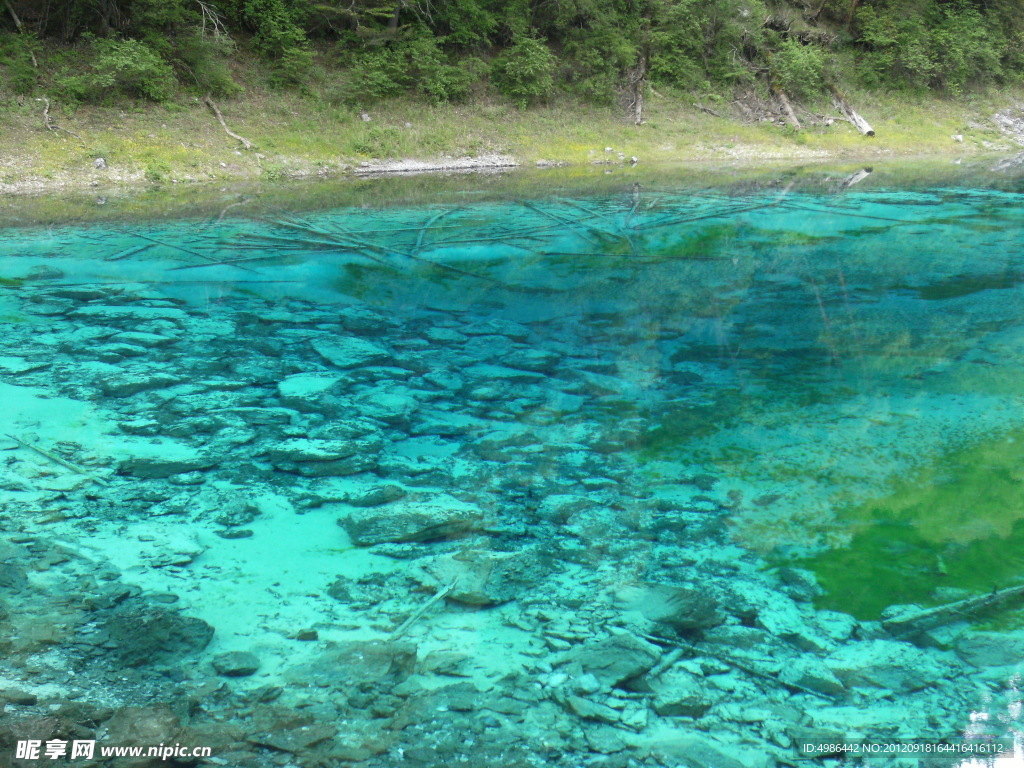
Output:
1,143,1021,201
0,92,1021,199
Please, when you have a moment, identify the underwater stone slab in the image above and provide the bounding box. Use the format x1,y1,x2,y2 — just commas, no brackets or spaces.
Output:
651,734,750,768
103,607,214,667
88,364,183,397
621,583,725,631
778,656,846,697
355,391,420,424
0,356,50,374
581,723,627,754
248,723,337,753
418,548,547,605
825,640,950,692
346,484,407,507
463,364,546,386
424,327,466,344
103,705,184,767
292,454,378,477
651,669,719,717
70,305,188,325
118,443,219,478
269,438,360,463
277,373,344,411
955,631,1024,667
213,651,261,677
503,348,560,372
568,634,661,688
337,305,390,333
340,496,484,546
108,331,178,348
312,337,392,369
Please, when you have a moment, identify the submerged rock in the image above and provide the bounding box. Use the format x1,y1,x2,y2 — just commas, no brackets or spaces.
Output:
346,484,407,507
103,705,183,768
70,305,188,325
418,548,547,605
651,669,719,717
103,606,214,667
312,337,392,369
277,372,344,411
87,363,182,397
270,437,381,476
568,633,661,688
248,722,337,753
825,639,951,692
778,656,846,697
117,443,219,479
956,631,1024,667
213,651,261,677
616,582,725,631
339,496,484,546
269,438,359,463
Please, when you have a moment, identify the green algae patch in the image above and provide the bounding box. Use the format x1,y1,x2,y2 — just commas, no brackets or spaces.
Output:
795,428,1024,620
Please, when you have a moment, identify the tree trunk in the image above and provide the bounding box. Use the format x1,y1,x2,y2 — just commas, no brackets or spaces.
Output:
830,88,874,135
630,53,648,125
882,583,1024,638
4,0,36,67
773,85,801,131
846,0,861,28
387,2,402,33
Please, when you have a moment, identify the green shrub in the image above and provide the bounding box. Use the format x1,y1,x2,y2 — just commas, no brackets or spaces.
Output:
562,25,637,104
144,158,172,182
347,48,409,102
491,37,556,108
91,38,177,101
648,0,766,90
332,32,480,105
930,3,1004,92
0,33,40,96
349,125,401,156
222,0,312,85
856,0,1005,92
771,38,827,99
176,34,241,96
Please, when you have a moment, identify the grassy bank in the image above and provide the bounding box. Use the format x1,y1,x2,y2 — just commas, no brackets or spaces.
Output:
0,85,1022,195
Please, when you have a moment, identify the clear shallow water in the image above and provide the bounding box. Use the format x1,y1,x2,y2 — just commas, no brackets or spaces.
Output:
3,166,1024,766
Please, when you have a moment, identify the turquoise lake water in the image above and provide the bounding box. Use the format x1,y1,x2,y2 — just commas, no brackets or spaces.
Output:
3,163,1024,766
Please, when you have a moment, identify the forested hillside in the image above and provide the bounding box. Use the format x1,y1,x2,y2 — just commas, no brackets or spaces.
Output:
1,0,1022,115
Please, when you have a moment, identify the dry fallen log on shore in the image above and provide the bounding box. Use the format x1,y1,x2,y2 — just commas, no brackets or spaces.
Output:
773,86,801,131
693,102,725,119
830,88,875,136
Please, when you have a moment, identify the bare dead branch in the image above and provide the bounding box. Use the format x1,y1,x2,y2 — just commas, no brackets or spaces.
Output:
203,93,255,150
